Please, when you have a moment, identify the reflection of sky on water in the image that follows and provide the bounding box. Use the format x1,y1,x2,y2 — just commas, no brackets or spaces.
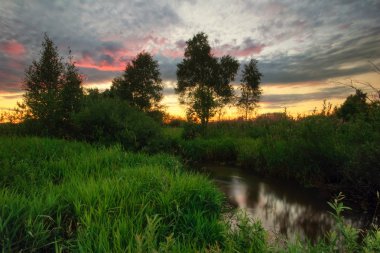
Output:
208,166,364,241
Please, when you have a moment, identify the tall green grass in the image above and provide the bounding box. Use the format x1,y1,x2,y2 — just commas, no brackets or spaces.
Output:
0,136,269,252
1,136,379,252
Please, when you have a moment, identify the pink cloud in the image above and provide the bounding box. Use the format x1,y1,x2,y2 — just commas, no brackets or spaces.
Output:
233,44,265,57
0,40,26,56
76,59,124,72
76,35,176,71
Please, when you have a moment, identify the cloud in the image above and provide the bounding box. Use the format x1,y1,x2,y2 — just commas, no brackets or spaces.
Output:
261,86,352,106
0,0,379,112
258,27,380,84
0,93,22,100
0,40,26,56
213,38,265,58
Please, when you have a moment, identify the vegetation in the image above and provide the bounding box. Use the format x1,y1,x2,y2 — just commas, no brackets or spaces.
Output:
1,32,380,251
0,136,262,252
236,59,262,120
176,32,239,127
71,96,163,151
176,100,380,208
1,137,379,252
336,89,369,121
22,34,83,135
111,52,163,112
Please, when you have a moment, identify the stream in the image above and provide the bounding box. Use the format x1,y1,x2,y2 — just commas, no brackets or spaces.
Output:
199,164,368,241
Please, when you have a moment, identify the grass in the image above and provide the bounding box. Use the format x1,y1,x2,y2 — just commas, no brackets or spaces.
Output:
1,136,379,252
175,111,380,208
0,136,269,252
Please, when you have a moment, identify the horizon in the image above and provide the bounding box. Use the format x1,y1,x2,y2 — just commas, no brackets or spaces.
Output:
1,0,380,118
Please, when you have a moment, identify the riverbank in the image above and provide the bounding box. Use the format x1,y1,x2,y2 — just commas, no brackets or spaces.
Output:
198,163,374,242
2,136,379,252
168,113,380,211
0,136,245,252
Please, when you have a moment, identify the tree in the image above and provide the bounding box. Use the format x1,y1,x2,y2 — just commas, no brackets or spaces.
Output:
111,52,163,112
236,59,262,120
176,32,239,127
60,50,84,122
336,89,369,121
23,34,83,134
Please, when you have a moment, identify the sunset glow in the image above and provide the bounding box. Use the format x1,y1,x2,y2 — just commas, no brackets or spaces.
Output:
1,0,379,118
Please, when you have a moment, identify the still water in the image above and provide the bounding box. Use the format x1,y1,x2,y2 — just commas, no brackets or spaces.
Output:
200,164,366,241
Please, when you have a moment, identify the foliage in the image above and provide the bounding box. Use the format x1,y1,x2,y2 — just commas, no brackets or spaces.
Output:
71,97,163,151
22,34,83,135
1,136,379,252
236,59,263,120
176,32,239,127
225,212,267,253
336,89,369,121
0,137,227,252
272,193,380,253
180,137,237,163
170,104,380,208
111,52,163,112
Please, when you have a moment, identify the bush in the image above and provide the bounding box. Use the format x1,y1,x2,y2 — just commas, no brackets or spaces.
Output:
72,97,162,151
182,122,203,140
180,138,237,163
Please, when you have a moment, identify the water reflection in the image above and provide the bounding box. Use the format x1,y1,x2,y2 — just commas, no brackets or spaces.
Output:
203,165,362,241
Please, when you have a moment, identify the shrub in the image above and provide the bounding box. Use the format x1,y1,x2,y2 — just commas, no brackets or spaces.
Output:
72,97,162,151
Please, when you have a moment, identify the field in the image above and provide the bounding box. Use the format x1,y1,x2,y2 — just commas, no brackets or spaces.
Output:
1,136,379,252
0,136,269,252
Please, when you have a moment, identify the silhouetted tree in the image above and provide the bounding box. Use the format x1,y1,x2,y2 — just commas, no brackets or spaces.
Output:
236,59,262,120
22,34,83,134
336,89,368,121
176,32,239,127
60,50,83,122
111,52,163,111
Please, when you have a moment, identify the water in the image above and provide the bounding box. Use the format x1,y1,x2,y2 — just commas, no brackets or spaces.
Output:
199,164,366,241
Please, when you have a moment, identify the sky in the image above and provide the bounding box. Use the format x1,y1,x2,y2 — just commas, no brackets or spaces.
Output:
1,0,380,118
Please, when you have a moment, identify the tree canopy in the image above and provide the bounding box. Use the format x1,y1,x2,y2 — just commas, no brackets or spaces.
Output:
176,32,239,126
236,59,262,120
22,34,83,134
111,52,163,112
336,89,369,121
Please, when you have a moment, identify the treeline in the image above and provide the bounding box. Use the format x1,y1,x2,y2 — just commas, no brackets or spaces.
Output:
1,32,379,206
176,94,380,208
0,32,263,150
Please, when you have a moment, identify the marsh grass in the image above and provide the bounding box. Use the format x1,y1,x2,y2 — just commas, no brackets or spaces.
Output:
177,112,380,207
0,136,269,252
1,136,379,252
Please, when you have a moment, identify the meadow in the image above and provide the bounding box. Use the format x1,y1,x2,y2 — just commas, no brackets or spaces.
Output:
0,136,268,252
1,136,379,252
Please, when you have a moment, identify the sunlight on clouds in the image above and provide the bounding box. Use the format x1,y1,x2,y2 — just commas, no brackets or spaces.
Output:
0,92,23,113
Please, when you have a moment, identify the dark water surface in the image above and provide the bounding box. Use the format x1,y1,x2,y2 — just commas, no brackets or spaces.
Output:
199,164,367,241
